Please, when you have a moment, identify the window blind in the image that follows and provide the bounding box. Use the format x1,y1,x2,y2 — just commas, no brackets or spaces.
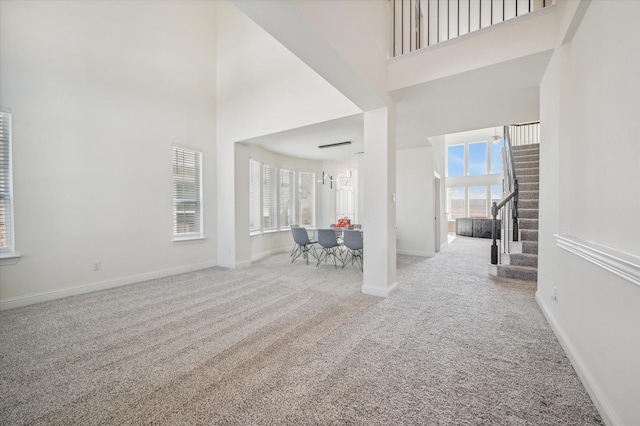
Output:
0,111,13,253
249,159,261,233
279,169,294,228
298,172,315,227
262,164,276,230
172,146,202,238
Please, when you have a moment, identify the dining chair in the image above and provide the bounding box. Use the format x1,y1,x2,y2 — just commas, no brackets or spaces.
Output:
341,230,363,271
291,227,318,265
316,229,343,269
289,225,300,258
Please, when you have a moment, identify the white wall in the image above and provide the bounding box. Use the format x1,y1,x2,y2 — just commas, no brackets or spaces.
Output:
537,1,640,424
396,147,434,257
231,0,391,111
215,0,362,268
0,1,218,307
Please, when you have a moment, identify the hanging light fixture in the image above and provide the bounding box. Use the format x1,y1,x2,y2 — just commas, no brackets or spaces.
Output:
317,141,354,189
491,127,502,143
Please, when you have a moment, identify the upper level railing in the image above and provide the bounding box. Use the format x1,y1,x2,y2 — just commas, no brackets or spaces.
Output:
507,121,540,146
392,0,554,57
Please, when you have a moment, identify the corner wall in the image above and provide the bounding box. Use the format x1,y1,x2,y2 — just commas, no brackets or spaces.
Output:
537,1,640,424
397,147,434,257
0,1,218,308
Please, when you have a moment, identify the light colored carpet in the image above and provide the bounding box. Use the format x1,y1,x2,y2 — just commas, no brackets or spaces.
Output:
0,237,602,425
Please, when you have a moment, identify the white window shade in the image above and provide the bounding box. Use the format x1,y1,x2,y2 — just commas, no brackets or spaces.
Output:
249,159,261,233
298,172,315,227
0,110,14,254
262,164,276,231
173,146,202,239
279,169,295,229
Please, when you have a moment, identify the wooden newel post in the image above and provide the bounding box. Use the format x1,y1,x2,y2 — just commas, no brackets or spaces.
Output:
491,202,498,265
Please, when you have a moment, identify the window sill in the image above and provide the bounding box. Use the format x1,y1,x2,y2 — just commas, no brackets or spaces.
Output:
0,254,22,266
172,236,206,245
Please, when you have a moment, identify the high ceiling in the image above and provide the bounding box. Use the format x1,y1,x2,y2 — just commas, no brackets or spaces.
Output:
242,50,551,160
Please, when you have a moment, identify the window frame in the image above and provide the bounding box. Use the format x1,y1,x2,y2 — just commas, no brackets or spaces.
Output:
0,109,16,258
249,160,316,235
279,168,295,230
262,163,277,232
172,145,203,241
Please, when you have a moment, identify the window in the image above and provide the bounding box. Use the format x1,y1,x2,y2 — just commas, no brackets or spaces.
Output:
468,186,488,217
468,142,487,175
0,110,14,255
447,187,465,220
249,159,261,233
447,145,464,177
250,163,315,234
298,172,315,227
279,169,295,229
172,146,202,239
491,184,503,218
262,164,276,231
491,140,504,174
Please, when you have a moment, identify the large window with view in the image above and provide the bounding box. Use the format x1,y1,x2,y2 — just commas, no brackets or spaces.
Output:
446,134,503,220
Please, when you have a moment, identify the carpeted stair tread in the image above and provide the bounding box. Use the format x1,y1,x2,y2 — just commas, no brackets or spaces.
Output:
517,167,539,176
519,218,539,230
497,264,538,281
519,199,539,209
509,253,538,267
520,229,538,241
518,182,539,191
519,208,539,219
516,175,539,184
519,190,539,200
523,241,539,254
513,154,540,162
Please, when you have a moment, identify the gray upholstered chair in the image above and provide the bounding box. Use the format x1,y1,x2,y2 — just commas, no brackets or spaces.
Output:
289,225,300,258
316,229,343,268
291,227,318,265
341,230,363,271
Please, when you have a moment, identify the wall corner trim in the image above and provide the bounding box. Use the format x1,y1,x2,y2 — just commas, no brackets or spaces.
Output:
362,281,397,298
554,234,640,287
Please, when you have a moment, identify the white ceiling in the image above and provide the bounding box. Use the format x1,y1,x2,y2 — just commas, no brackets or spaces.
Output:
240,113,364,162
237,48,552,161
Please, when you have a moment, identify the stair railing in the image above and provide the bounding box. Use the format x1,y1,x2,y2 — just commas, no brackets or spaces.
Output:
491,124,519,265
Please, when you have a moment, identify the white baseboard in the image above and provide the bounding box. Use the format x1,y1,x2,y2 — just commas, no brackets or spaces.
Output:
535,292,617,426
0,260,218,311
251,247,289,263
397,249,435,257
362,281,398,298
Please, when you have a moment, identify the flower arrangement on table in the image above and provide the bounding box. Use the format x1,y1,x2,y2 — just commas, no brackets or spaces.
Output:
334,218,354,229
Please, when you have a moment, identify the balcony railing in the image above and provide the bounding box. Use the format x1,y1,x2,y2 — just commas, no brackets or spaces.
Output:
392,0,553,57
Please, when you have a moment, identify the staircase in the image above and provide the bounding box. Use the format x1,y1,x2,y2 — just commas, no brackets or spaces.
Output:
496,144,539,281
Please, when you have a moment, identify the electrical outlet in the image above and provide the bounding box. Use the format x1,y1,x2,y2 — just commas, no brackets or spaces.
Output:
93,261,101,271
551,287,557,302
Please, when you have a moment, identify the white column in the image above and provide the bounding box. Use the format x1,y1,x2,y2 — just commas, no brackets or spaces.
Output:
362,106,397,297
